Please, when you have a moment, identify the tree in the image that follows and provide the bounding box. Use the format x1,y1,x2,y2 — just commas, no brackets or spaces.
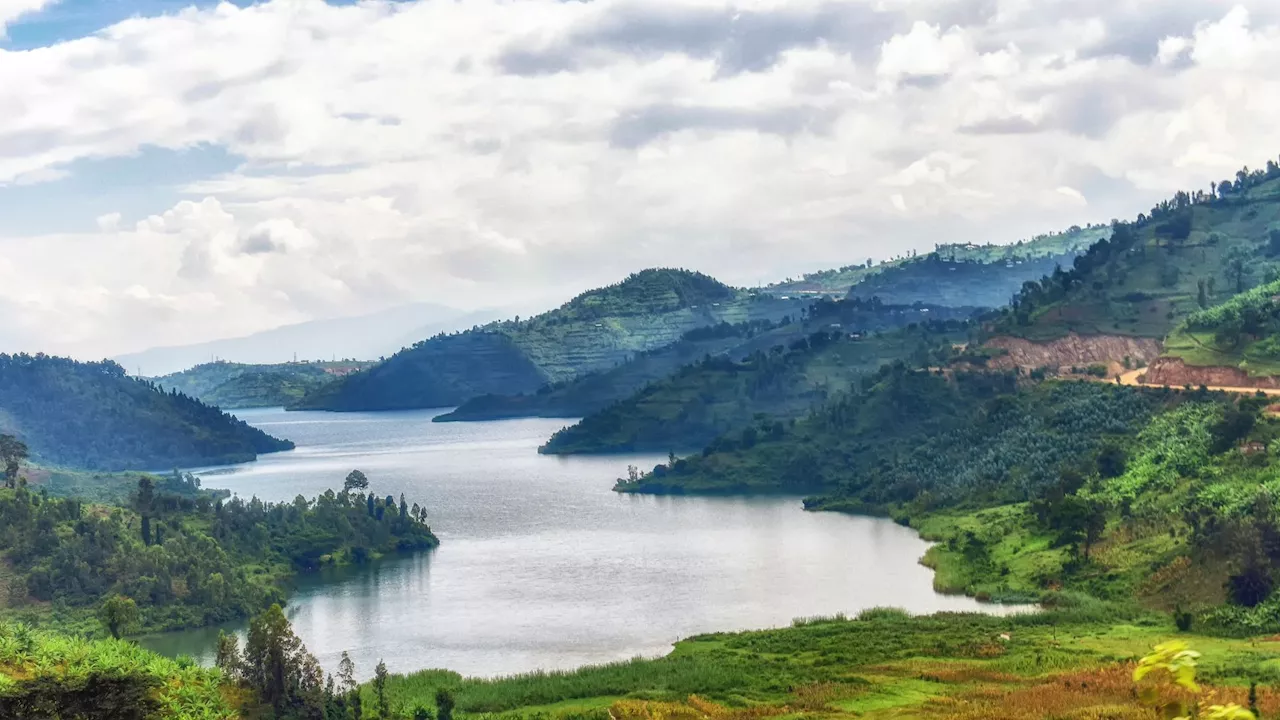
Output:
374,660,390,719
242,604,323,713
1096,445,1127,479
344,469,370,494
337,651,357,695
98,595,140,639
0,434,27,489
435,689,455,720
1198,279,1209,309
215,631,243,676
1223,247,1253,294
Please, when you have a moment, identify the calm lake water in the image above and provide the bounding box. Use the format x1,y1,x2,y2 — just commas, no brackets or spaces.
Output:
141,408,1016,680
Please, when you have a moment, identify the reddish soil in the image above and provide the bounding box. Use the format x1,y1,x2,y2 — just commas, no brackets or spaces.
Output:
983,334,1163,374
1141,356,1280,390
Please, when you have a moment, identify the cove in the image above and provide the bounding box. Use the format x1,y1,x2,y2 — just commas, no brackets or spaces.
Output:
141,408,1020,679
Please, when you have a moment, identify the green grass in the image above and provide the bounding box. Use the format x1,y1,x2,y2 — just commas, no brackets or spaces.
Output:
0,621,237,719
369,608,1280,720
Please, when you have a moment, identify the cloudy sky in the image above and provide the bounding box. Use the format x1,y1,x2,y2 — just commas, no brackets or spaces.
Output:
1,0,1279,358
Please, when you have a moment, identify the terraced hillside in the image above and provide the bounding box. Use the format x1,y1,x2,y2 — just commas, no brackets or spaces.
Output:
769,225,1108,299
997,164,1280,343
295,269,806,411
433,320,778,422
153,360,374,409
539,302,976,454
0,354,292,471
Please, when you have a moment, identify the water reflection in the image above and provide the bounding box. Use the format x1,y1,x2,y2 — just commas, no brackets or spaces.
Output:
143,408,1028,679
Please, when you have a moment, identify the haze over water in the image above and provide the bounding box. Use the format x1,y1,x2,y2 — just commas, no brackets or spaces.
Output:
144,408,1014,679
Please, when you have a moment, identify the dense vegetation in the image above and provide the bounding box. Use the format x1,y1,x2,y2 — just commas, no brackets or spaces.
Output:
846,251,1080,309
997,160,1280,341
0,621,237,719
540,307,974,455
768,225,1107,297
434,320,779,422
0,471,437,634
0,354,293,470
154,361,374,409
1163,278,1280,375
295,269,806,411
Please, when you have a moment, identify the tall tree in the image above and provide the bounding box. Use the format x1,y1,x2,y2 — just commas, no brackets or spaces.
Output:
242,604,323,714
374,660,390,719
215,631,243,676
1223,247,1253,294
0,434,27,490
344,469,370,494
98,595,140,640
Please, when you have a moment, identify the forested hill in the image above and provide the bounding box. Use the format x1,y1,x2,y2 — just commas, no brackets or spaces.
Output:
0,354,293,471
294,268,806,412
768,225,1108,299
433,319,779,423
152,360,374,409
538,300,976,455
995,159,1280,341
846,250,1081,308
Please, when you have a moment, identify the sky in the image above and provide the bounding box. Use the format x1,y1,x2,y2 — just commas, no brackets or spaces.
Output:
2,0,1280,359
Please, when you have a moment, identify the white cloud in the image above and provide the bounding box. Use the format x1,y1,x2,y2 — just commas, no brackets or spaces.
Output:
877,21,972,82
0,0,54,36
95,212,121,232
1,0,1280,357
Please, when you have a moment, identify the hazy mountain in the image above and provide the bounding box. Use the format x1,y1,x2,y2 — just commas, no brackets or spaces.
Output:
114,302,510,376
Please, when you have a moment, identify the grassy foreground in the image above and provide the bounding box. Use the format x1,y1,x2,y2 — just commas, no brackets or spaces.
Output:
369,606,1280,720
0,621,240,719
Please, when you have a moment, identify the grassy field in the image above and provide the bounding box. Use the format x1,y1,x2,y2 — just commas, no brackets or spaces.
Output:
368,608,1280,720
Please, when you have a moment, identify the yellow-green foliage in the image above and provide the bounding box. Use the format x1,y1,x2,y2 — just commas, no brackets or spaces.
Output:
368,610,1280,720
0,621,235,719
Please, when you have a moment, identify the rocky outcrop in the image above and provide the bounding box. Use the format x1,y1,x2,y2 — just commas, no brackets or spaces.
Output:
984,334,1163,371
1141,357,1280,389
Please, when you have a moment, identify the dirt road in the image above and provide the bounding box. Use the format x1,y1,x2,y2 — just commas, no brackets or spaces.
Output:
1114,367,1280,397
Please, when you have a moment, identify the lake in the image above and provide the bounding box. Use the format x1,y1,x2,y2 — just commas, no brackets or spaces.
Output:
142,407,1019,680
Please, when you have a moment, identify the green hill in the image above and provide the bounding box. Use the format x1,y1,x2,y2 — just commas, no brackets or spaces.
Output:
152,360,374,409
768,225,1108,299
433,320,778,422
538,301,976,455
846,248,1089,308
998,162,1280,342
0,354,293,471
294,269,806,411
1159,278,1280,377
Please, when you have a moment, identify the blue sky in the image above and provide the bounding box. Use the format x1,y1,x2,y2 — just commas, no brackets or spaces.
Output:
1,0,1278,358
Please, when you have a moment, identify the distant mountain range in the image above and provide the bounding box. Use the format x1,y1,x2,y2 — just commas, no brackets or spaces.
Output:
114,302,513,376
